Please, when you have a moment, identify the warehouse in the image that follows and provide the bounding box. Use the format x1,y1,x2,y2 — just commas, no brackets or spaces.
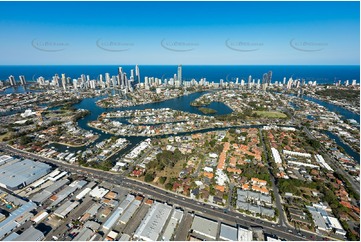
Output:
31,211,49,224
0,159,52,190
50,180,87,207
190,215,218,240
73,221,100,241
103,194,135,230
118,199,141,224
4,226,44,241
0,201,37,240
134,202,173,241
31,179,69,205
219,223,238,241
0,155,14,166
161,209,183,241
76,187,91,200
50,187,77,207
89,186,109,199
119,234,131,241
54,201,80,219
238,226,253,241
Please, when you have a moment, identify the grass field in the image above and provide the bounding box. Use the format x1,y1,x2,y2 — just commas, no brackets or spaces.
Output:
0,132,11,142
254,111,287,118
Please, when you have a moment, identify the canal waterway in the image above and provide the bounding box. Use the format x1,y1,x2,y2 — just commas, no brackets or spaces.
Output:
2,87,359,163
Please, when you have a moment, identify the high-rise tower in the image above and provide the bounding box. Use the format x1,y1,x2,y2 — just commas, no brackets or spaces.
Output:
177,65,182,85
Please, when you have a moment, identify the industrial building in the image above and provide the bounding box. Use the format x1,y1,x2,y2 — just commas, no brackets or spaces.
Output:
31,179,69,205
118,198,141,225
89,186,109,199
0,201,37,240
238,226,253,241
161,209,184,241
54,201,80,219
307,203,346,236
190,215,218,240
4,226,44,241
50,180,87,207
73,221,100,241
0,158,52,190
119,233,131,241
134,202,173,241
102,194,135,230
31,211,49,224
0,155,14,166
219,223,238,241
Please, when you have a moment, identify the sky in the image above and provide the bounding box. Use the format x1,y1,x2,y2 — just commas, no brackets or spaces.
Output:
0,1,359,65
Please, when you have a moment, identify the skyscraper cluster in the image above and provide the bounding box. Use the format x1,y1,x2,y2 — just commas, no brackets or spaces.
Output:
7,75,27,86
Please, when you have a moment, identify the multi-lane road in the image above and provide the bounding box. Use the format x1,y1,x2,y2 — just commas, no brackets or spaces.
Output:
0,142,327,241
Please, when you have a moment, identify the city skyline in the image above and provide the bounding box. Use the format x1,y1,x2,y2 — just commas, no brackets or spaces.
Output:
0,1,359,65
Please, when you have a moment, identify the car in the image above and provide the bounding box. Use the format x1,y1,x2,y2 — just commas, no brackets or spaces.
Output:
271,224,275,227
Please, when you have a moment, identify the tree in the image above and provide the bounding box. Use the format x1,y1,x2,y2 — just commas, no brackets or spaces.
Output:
20,135,32,145
165,183,173,190
144,172,155,182
159,176,167,184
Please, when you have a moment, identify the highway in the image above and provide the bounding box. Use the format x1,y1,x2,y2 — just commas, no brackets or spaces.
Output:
0,142,327,241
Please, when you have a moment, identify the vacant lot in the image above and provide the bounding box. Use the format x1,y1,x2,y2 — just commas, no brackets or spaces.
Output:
254,111,287,118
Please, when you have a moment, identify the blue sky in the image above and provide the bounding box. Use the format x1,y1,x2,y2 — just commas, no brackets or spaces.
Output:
0,1,359,65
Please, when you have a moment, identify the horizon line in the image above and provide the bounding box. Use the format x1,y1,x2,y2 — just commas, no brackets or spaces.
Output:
0,64,360,66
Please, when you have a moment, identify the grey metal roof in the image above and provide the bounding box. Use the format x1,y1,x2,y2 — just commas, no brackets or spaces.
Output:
190,215,218,240
261,207,275,217
220,223,238,241
0,159,52,190
84,221,100,231
119,233,131,241
119,200,141,224
134,202,173,241
237,201,249,210
50,186,78,207
0,201,37,240
103,194,135,230
73,228,93,241
0,155,14,166
2,232,19,241
249,204,261,214
12,226,44,241
308,210,328,230
86,203,101,216
161,209,183,241
260,194,272,204
31,179,69,204
54,201,79,218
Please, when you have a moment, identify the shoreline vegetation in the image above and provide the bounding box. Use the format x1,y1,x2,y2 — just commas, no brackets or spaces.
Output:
198,107,217,114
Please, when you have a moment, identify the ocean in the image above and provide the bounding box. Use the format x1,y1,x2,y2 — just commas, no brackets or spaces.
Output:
0,65,359,84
